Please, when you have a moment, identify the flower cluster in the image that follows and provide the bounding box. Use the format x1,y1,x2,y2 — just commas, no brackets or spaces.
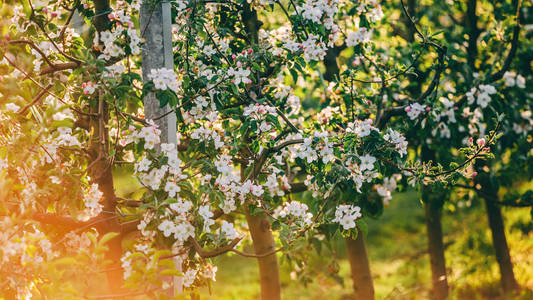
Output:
93,6,141,59
157,219,195,244
346,118,378,137
274,201,313,225
296,0,340,45
132,121,162,150
217,220,242,240
191,125,225,149
82,81,97,95
55,127,82,147
405,103,428,120
79,183,104,221
466,84,497,108
148,68,181,93
228,67,251,85
345,28,372,47
332,204,362,230
264,172,291,197
503,71,526,88
383,129,408,157
374,174,401,205
285,34,328,62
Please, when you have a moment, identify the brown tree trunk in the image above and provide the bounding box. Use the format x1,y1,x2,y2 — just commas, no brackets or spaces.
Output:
345,229,375,300
483,196,519,293
323,47,341,82
421,147,449,299
423,194,449,300
475,160,519,293
92,159,123,291
321,29,375,300
90,0,123,291
245,212,281,300
240,4,282,300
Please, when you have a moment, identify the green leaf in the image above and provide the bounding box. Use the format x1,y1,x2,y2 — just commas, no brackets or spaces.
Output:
356,219,368,237
156,90,169,108
265,114,281,130
311,238,322,254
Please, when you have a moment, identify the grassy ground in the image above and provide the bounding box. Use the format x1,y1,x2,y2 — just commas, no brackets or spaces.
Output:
198,190,533,299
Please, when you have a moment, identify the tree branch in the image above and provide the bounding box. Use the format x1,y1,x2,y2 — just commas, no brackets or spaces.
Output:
488,0,522,82
189,236,243,258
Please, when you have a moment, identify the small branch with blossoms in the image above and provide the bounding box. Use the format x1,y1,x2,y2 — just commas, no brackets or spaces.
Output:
389,119,502,183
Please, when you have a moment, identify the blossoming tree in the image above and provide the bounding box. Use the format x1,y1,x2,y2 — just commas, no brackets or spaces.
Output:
0,0,506,299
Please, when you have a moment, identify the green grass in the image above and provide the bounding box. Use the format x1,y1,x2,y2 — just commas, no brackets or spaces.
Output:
198,189,533,299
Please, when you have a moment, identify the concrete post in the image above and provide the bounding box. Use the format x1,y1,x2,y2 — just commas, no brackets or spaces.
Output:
140,0,181,295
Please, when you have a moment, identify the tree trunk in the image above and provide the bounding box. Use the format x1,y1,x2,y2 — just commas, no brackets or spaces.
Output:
319,32,375,300
323,47,340,82
245,212,281,300
241,4,282,300
475,160,519,293
483,196,519,293
421,147,449,300
423,194,449,300
345,229,375,300
91,0,123,292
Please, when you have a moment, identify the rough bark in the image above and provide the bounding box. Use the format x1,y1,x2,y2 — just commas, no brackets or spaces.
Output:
483,195,519,293
345,229,375,300
421,148,449,300
475,161,519,293
423,195,449,299
91,0,123,291
245,212,281,300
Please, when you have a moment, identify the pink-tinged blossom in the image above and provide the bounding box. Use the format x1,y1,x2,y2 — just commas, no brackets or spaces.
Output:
405,103,427,120
82,82,97,95
228,67,251,85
